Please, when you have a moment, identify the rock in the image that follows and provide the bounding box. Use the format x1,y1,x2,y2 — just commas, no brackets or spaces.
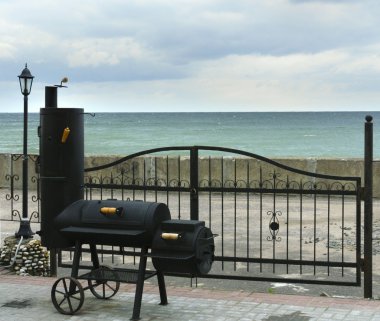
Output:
0,236,50,276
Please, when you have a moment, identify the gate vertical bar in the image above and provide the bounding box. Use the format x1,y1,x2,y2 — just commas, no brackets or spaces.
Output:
364,115,373,299
190,147,199,220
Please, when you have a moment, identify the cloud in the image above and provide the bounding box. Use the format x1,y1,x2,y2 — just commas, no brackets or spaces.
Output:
47,45,380,113
65,37,148,68
1,1,378,63
0,0,380,112
0,43,15,60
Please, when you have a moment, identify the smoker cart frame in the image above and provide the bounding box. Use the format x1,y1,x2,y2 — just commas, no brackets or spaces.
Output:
51,241,168,321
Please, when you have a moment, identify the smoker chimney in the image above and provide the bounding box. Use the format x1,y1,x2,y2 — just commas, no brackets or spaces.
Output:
45,86,57,108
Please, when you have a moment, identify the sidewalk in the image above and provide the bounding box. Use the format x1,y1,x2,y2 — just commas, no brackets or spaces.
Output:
1,273,380,321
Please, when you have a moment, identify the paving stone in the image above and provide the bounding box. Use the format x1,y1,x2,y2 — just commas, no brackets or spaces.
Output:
1,275,380,321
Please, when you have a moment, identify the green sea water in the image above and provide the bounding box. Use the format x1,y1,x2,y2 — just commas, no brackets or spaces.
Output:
0,112,378,158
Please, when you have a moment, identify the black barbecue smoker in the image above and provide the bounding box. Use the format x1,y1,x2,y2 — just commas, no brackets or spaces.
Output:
38,87,215,320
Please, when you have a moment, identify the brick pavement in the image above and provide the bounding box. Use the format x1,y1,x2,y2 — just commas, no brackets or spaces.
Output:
1,274,380,321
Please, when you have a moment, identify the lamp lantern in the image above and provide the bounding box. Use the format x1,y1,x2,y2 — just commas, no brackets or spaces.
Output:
18,63,34,96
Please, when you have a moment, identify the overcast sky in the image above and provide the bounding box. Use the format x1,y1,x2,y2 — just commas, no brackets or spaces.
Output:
1,0,380,113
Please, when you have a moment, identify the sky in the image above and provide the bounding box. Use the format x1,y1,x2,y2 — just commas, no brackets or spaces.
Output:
1,0,380,113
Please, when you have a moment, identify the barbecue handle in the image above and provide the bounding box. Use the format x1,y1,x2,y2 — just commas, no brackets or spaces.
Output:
100,207,123,216
61,127,70,143
161,233,181,240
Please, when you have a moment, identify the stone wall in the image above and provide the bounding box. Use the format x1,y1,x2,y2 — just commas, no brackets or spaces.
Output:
0,153,379,197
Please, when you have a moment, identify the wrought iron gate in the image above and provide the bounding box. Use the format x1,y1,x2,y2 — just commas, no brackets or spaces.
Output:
80,145,362,287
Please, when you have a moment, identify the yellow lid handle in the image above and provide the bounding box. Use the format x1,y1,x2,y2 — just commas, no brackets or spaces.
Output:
61,127,70,143
100,207,118,215
100,207,124,217
161,233,181,240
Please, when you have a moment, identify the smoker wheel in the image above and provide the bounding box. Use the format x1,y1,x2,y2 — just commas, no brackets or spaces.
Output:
88,266,120,299
51,277,84,315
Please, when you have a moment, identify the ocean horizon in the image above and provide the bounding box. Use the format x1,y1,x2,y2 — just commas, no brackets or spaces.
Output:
0,111,378,158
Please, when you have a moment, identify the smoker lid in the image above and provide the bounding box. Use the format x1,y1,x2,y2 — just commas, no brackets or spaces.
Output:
54,199,171,232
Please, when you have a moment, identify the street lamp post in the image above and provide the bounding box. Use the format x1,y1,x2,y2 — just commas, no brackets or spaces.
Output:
15,63,34,238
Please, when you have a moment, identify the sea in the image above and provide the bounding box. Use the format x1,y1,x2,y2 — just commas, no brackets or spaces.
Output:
0,112,379,158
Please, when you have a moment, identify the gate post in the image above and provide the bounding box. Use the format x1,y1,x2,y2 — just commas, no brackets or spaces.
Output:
364,115,373,299
190,147,199,220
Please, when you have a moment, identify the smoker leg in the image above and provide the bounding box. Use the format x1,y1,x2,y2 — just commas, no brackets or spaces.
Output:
156,271,168,305
49,248,58,277
71,241,82,278
90,243,100,269
69,241,82,293
131,247,148,321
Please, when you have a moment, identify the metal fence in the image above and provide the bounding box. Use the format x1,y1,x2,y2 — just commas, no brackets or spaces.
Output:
77,146,362,287
2,154,40,223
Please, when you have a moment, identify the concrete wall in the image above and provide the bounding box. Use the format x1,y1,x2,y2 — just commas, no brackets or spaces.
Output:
0,153,378,197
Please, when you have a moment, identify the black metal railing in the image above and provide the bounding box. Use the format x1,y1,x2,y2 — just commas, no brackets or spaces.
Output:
2,153,40,223
79,145,362,287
